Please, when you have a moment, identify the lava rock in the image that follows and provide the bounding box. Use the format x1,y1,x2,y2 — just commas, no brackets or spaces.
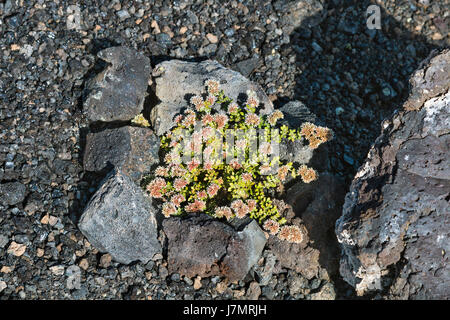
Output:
0,182,26,206
404,49,450,111
266,204,321,280
336,50,450,299
162,214,266,282
278,101,329,169
150,59,274,135
83,126,159,184
83,46,152,123
279,100,317,128
78,169,161,265
222,219,268,282
234,56,261,78
310,282,336,300
275,0,326,34
286,174,346,278
253,250,277,286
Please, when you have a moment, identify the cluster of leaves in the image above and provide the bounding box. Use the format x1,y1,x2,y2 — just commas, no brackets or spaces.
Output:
142,80,332,243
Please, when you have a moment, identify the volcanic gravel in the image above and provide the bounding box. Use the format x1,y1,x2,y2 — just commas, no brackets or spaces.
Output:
0,0,448,299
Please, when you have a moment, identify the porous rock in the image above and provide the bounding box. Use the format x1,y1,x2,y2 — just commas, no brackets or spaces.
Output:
267,201,322,280
279,100,329,169
404,49,450,111
0,182,26,206
253,250,277,286
336,50,450,299
83,46,152,122
162,214,266,282
286,173,346,278
150,59,274,135
78,169,161,265
310,282,336,300
83,126,159,184
274,0,326,34
222,219,267,282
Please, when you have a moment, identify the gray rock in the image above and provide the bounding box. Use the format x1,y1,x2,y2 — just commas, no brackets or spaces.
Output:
116,9,130,21
150,59,274,135
254,250,277,286
78,169,161,265
83,126,159,184
288,273,309,296
279,100,317,128
234,56,261,77
0,182,26,206
162,214,266,282
279,101,329,169
66,265,81,290
84,46,151,123
222,220,267,282
0,235,9,248
0,281,6,294
336,50,450,299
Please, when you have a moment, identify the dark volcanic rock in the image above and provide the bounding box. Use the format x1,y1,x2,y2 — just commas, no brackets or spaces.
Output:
222,220,267,282
279,100,317,128
268,226,320,281
275,0,326,34
0,182,26,206
286,174,346,279
267,201,325,281
83,46,152,123
404,49,450,111
163,215,229,279
162,214,266,282
336,50,450,299
78,169,161,265
279,101,329,169
150,59,274,135
83,126,159,184
234,56,261,78
1,0,445,301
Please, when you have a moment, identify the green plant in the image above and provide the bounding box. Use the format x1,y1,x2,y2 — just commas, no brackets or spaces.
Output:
142,80,331,243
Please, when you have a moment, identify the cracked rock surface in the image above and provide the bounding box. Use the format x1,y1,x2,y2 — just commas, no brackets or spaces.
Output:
162,214,266,283
79,169,162,265
1,0,447,299
83,46,152,122
150,59,274,135
83,126,159,184
336,49,450,299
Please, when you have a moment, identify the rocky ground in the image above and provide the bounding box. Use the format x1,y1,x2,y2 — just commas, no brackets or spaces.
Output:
0,0,448,299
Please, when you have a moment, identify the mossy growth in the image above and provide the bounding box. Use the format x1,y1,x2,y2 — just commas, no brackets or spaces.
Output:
142,80,332,243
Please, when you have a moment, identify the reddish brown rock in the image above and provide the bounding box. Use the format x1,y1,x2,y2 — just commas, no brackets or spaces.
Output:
267,174,345,281
285,173,346,278
162,214,266,282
